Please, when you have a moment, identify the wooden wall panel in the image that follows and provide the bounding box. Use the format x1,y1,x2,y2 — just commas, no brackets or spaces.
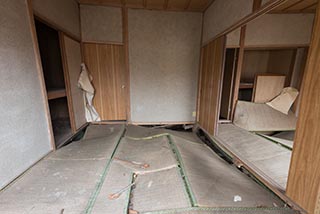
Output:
198,36,226,135
287,2,320,213
83,43,127,121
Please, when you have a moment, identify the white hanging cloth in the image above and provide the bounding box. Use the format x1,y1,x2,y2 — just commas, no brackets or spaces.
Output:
78,63,101,122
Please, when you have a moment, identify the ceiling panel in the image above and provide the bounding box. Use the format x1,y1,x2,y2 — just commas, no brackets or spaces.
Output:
273,0,302,11
188,0,210,11
78,0,214,12
167,0,188,10
125,0,144,8
79,0,122,6
271,0,318,13
146,0,166,10
287,0,318,11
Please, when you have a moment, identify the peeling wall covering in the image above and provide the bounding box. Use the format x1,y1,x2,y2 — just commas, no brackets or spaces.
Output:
128,9,202,123
203,0,253,44
80,5,123,43
245,14,314,47
0,0,52,189
32,0,80,38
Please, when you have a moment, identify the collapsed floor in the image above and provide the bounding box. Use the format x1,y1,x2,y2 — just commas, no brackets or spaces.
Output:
0,125,298,214
217,124,292,190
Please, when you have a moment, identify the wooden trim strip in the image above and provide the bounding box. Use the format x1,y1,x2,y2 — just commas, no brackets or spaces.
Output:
83,40,124,45
196,13,205,123
231,26,246,120
243,44,309,50
122,7,131,122
26,0,56,151
91,121,127,125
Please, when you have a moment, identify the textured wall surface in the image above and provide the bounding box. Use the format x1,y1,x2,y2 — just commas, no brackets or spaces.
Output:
63,36,86,129
0,0,52,189
226,28,241,47
203,0,253,44
245,14,314,46
128,9,202,123
80,5,123,43
32,0,80,38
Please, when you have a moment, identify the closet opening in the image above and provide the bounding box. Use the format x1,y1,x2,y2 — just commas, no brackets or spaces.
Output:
35,18,73,148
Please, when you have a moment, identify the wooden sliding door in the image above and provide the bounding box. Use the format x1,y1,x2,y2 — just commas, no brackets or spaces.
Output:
198,36,226,135
83,43,127,121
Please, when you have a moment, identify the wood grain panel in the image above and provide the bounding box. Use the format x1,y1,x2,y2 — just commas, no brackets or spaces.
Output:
188,0,209,11
287,2,320,213
252,74,286,103
126,0,144,8
167,0,187,10
271,0,317,13
198,36,226,135
83,43,127,121
146,0,166,9
287,0,318,11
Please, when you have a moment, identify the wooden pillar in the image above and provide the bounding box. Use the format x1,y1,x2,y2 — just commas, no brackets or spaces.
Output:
122,7,131,122
286,2,320,213
231,26,246,119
